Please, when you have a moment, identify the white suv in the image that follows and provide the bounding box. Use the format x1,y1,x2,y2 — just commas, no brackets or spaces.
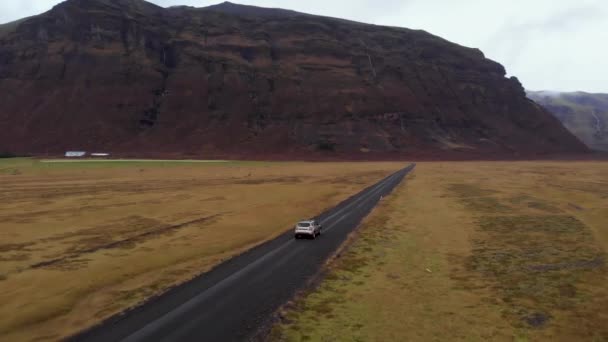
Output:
294,219,322,239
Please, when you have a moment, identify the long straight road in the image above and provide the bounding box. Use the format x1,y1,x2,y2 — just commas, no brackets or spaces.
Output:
73,164,416,342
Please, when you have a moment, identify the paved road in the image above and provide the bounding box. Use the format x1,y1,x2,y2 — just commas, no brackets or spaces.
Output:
73,164,415,342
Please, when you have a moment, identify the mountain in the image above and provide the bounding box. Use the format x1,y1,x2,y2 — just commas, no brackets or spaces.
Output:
200,1,308,18
528,91,608,152
0,0,588,158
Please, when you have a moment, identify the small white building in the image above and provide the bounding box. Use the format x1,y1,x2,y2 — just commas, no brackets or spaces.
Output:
91,153,110,157
65,151,86,158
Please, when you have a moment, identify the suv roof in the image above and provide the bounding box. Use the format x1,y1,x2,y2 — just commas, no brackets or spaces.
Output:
299,219,315,223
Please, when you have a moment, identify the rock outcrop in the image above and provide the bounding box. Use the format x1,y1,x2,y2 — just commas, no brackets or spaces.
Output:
528,91,608,152
0,0,588,158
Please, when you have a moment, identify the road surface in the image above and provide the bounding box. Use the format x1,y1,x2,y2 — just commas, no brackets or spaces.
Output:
73,164,415,342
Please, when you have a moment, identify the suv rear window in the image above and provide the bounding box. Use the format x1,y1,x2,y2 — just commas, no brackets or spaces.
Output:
298,222,311,228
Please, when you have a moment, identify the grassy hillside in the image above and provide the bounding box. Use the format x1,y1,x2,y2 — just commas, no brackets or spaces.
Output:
528,91,608,151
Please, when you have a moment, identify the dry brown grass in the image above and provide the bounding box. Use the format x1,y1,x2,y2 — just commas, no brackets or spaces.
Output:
0,159,403,341
271,161,608,342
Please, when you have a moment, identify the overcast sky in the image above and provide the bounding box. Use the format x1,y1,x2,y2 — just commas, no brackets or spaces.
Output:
1,0,606,92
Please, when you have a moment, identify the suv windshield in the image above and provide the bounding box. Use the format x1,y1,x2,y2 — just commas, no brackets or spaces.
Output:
297,222,311,228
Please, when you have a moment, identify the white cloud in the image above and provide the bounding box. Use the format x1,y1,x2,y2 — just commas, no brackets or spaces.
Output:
0,0,606,92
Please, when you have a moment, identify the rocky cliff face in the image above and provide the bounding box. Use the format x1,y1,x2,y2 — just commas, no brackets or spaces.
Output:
0,0,588,158
527,91,608,152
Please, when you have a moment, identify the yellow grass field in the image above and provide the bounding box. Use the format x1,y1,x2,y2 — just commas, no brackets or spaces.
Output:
271,161,608,342
0,158,403,341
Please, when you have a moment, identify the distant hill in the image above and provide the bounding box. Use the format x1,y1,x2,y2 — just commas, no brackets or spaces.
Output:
0,0,587,158
528,91,608,151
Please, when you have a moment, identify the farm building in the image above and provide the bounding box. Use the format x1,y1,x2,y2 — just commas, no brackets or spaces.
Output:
65,151,86,158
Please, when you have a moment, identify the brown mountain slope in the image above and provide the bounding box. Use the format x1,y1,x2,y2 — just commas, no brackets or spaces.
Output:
0,0,588,158
527,91,608,152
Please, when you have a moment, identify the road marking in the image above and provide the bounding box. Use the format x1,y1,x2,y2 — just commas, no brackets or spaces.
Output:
324,212,351,232
324,172,402,233
321,171,400,224
123,239,296,341
120,166,413,342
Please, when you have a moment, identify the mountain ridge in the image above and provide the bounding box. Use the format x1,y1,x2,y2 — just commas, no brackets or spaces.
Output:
528,90,608,151
0,0,588,158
